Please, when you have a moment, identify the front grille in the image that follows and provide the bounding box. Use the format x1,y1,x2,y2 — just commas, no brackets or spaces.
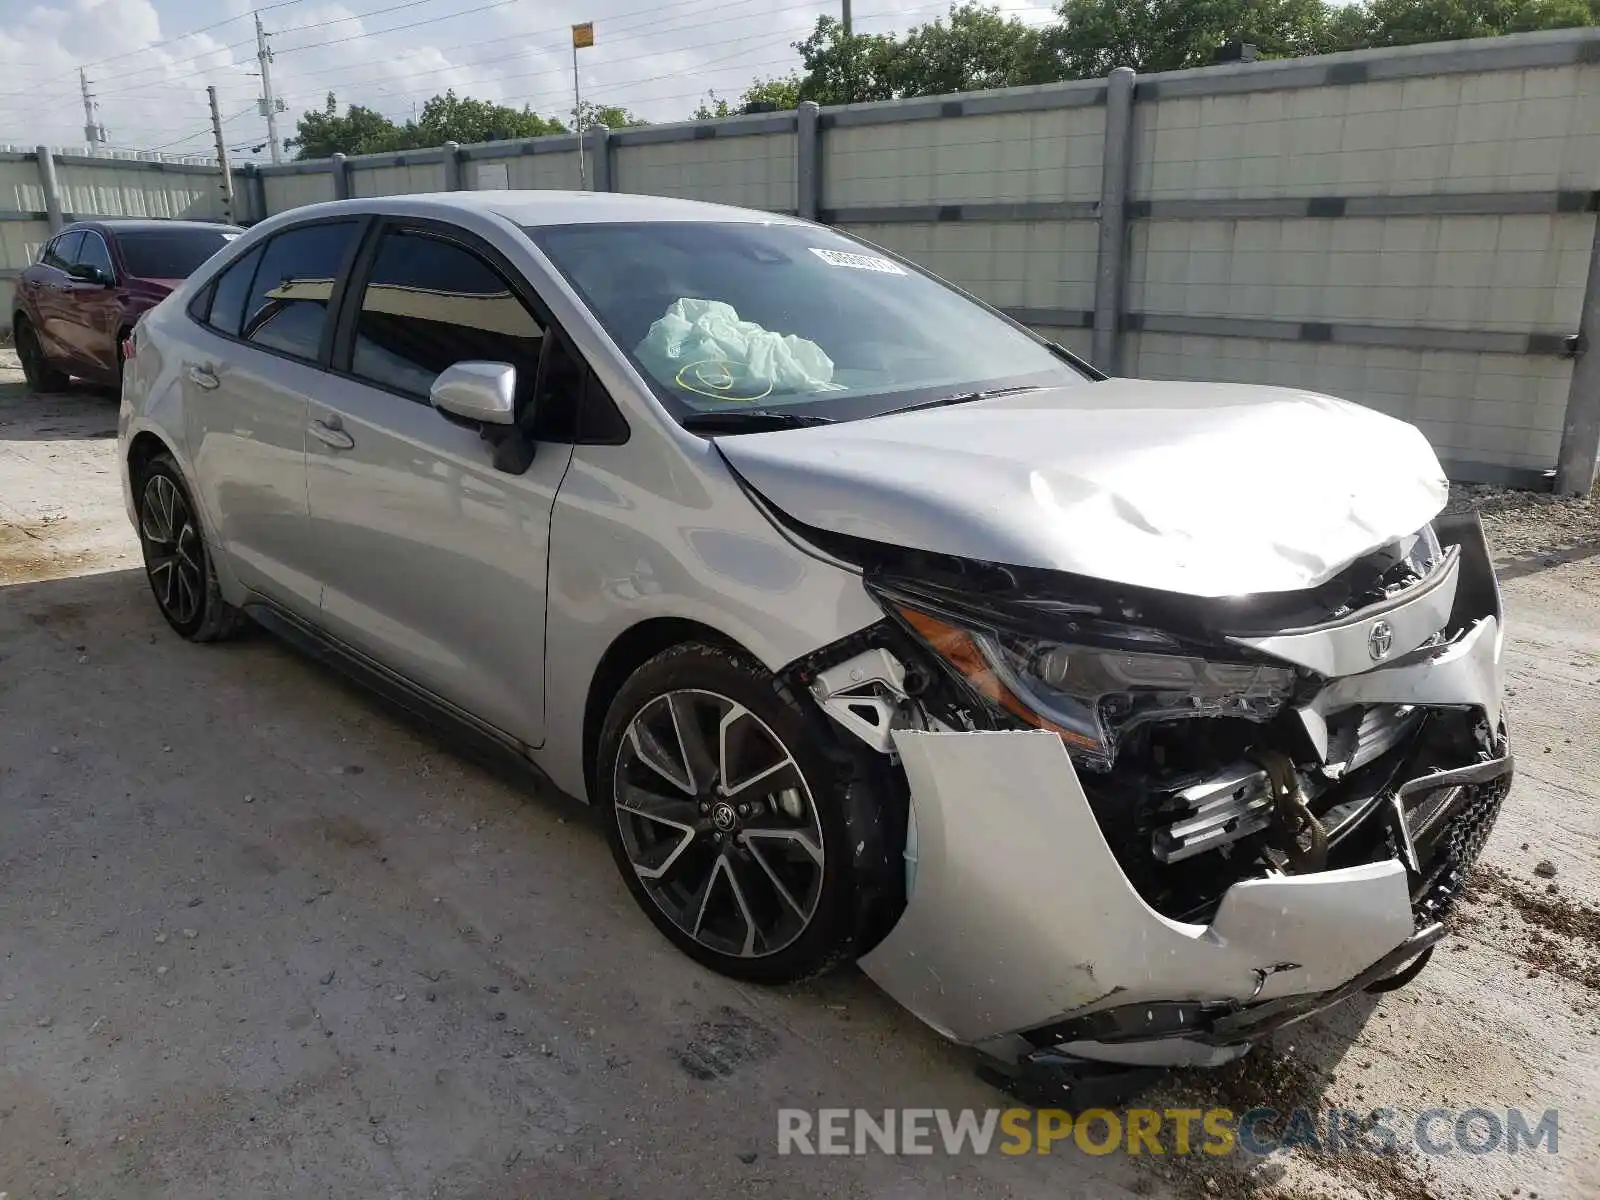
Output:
1412,773,1510,925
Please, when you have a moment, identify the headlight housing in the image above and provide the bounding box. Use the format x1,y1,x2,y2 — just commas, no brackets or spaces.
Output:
895,605,1295,771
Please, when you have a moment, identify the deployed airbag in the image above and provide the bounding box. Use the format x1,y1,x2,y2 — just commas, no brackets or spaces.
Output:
635,298,840,401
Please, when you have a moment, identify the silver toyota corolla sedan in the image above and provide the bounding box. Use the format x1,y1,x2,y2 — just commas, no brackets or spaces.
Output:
119,191,1510,1099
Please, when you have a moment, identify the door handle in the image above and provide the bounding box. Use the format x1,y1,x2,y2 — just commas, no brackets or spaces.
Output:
187,365,219,390
308,418,355,451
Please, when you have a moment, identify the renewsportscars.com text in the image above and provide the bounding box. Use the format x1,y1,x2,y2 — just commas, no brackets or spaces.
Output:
776,1106,1560,1157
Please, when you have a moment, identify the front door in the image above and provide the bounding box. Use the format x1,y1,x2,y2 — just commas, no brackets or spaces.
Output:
58,229,121,380
304,224,574,747
32,231,83,361
182,219,364,617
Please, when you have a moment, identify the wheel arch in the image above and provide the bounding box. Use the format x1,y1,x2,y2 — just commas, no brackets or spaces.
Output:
581,616,747,804
126,429,174,491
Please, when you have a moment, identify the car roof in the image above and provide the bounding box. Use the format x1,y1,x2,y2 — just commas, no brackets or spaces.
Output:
62,219,244,236
253,190,806,231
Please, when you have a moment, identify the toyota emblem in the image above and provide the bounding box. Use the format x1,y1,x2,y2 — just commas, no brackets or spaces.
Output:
1368,619,1394,661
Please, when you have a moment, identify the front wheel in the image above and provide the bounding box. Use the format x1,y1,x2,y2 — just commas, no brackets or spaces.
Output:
598,643,884,984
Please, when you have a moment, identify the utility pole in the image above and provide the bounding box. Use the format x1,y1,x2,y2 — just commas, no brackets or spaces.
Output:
842,0,852,34
255,12,283,164
208,85,235,224
80,68,106,152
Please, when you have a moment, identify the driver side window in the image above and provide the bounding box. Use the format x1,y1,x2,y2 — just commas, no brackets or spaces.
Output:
347,229,544,408
41,232,83,270
77,232,113,279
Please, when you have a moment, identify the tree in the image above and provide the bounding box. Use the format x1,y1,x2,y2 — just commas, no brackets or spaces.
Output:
572,101,648,130
692,76,803,119
741,75,803,110
793,16,903,104
1050,0,1339,77
1356,0,1595,46
289,93,400,159
698,0,1596,113
889,4,1059,95
404,89,566,145
290,89,572,159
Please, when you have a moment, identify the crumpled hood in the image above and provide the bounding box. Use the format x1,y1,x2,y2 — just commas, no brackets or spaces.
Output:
716,379,1449,598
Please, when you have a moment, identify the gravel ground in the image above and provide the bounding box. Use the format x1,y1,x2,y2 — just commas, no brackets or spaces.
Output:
1447,484,1600,564
2,350,1597,1200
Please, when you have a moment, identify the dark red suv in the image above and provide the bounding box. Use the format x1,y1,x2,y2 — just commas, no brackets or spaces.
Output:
13,218,242,392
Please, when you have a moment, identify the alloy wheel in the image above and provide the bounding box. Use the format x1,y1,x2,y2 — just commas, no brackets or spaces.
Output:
139,474,204,627
614,688,826,958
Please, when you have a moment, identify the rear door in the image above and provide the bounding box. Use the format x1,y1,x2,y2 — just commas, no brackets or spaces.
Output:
303,221,577,746
181,218,366,617
31,231,84,359
58,229,120,379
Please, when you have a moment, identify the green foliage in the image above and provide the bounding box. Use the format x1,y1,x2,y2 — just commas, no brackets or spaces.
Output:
701,0,1598,113
406,90,567,145
292,0,1600,150
693,76,804,119
1050,0,1341,76
290,89,574,159
573,101,649,130
288,93,397,160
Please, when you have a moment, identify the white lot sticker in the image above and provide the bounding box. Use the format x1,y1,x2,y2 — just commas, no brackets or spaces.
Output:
809,247,906,274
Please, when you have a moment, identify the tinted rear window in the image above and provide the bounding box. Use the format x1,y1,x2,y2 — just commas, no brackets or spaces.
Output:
118,228,238,279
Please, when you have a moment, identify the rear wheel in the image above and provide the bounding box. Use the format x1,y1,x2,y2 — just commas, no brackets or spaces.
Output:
15,317,70,393
135,453,242,642
598,643,883,984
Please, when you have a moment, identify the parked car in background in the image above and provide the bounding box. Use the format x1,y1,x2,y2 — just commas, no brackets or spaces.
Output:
12,218,242,393
117,192,1509,1103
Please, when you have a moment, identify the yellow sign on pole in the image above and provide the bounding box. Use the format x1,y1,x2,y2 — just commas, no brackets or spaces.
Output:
572,22,594,48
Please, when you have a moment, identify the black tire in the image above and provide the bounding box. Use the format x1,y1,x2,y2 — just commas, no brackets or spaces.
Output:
15,316,70,393
134,453,243,642
598,642,891,985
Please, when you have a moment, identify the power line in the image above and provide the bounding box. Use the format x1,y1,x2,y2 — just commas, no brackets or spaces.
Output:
0,0,315,101
273,0,800,103
150,104,255,153
273,0,466,36
277,0,524,54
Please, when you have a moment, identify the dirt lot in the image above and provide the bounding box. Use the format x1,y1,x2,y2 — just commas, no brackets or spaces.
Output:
2,349,1597,1200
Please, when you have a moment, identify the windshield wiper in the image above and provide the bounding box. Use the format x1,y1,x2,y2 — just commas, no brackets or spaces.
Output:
885,384,1044,417
680,409,836,433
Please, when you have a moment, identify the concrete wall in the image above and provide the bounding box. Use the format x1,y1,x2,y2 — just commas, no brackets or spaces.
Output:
6,29,1599,488
614,127,796,212
1115,44,1600,478
1,149,241,327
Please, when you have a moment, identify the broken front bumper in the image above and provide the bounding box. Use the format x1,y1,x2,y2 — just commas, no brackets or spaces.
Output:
859,729,1510,1066
856,515,1510,1067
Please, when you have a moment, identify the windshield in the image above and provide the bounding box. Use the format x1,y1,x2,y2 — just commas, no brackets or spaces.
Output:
527,220,1088,425
118,228,239,279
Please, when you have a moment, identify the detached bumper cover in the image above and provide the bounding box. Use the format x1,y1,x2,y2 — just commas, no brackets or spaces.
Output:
859,730,1418,1045
860,730,1510,1052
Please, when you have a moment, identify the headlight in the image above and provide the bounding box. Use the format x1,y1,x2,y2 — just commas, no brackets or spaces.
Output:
895,605,1295,770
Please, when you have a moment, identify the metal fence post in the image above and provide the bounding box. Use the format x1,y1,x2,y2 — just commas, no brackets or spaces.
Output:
590,124,612,193
1092,67,1136,374
442,141,462,191
796,101,820,221
1556,215,1600,494
331,152,350,200
35,145,63,233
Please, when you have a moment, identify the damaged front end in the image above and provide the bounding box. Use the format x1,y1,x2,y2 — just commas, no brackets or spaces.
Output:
791,511,1510,1083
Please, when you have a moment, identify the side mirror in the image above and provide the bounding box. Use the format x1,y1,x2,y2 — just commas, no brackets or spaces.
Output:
70,263,111,286
430,361,517,426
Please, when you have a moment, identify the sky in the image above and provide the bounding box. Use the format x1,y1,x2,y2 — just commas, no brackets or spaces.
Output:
0,0,1057,161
